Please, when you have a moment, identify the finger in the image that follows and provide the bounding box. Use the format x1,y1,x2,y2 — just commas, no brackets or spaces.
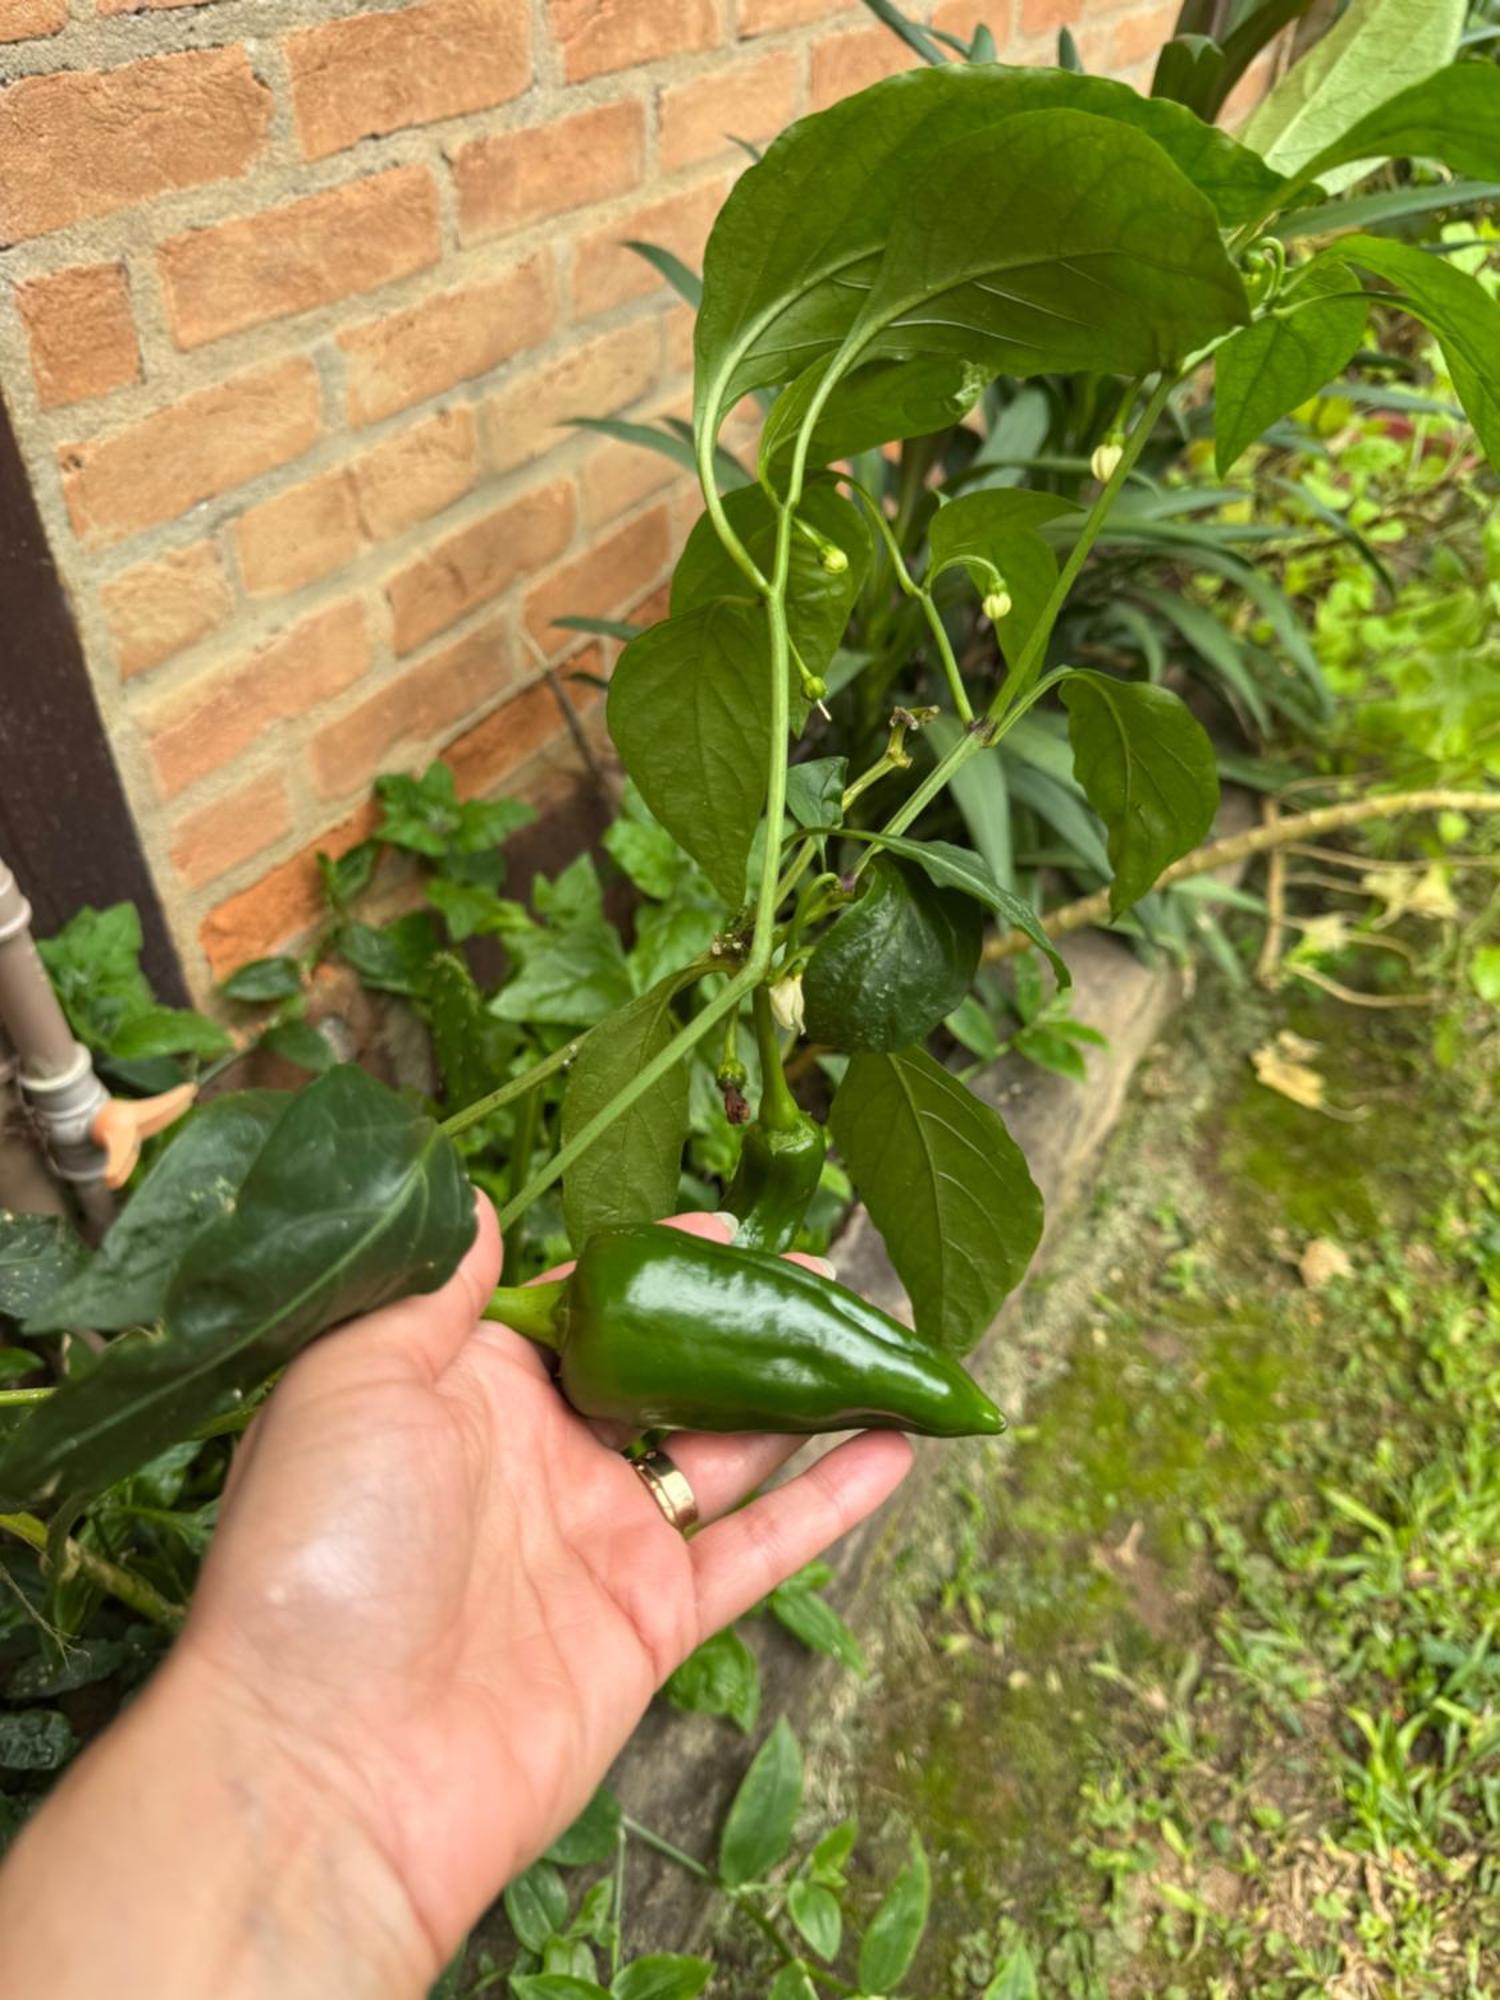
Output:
664,1431,809,1523
528,1210,736,1288
325,1189,502,1379
689,1431,913,1633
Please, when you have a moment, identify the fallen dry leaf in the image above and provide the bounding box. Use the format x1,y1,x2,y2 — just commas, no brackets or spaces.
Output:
1300,1238,1353,1289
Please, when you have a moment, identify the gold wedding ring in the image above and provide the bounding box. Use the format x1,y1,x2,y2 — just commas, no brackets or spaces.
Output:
628,1447,700,1534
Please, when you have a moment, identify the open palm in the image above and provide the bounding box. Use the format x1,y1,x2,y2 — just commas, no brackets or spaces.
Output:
180,1195,911,1958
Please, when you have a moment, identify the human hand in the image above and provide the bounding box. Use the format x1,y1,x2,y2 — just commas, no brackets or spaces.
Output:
146,1196,909,1978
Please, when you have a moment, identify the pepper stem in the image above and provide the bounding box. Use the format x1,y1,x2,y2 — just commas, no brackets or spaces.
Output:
752,984,802,1134
483,1278,567,1351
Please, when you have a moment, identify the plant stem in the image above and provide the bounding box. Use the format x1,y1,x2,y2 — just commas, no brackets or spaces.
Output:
482,1277,567,1349
0,1510,185,1632
917,589,974,723
983,789,1500,960
440,1035,586,1139
0,1387,50,1406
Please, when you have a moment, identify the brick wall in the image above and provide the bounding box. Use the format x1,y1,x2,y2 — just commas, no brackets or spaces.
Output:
0,0,1275,993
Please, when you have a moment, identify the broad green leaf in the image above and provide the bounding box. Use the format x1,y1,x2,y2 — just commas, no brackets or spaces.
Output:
719,1715,803,1886
512,1979,609,2000
840,832,1068,988
37,902,155,1056
0,1067,475,1508
505,1859,570,1953
809,1819,858,1883
607,602,770,907
423,953,515,1112
219,955,302,1004
490,927,634,1029
696,64,1273,434
0,1214,89,1323
830,1046,1041,1353
760,354,990,478
928,489,1076,663
848,110,1247,381
0,1347,38,1380
665,1627,762,1734
337,914,441,997
802,858,982,1053
858,1832,930,1994
261,1019,336,1074
0,1709,74,1772
1061,672,1220,916
6,1637,125,1700
425,876,522,942
768,1970,817,2000
985,1942,1041,2000
109,1005,232,1062
769,1582,867,1675
561,974,693,1248
785,757,847,830
27,1093,288,1336
1334,235,1500,468
1294,61,1500,194
1213,262,1369,474
611,1956,712,2000
1238,0,1464,188
788,1880,842,1962
546,1786,622,1868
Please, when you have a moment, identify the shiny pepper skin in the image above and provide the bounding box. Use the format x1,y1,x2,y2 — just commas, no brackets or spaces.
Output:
726,1111,827,1254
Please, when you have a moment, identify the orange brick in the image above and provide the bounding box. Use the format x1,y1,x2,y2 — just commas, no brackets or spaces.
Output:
339,257,554,427
199,802,377,979
59,359,321,551
482,317,660,474
660,52,798,173
170,771,294,890
286,0,530,162
386,479,576,655
580,430,681,531
234,467,362,597
810,24,913,109
571,179,725,320
932,0,1010,40
443,675,573,796
310,618,516,799
740,0,853,31
550,0,719,82
524,504,669,655
147,600,369,799
100,541,233,680
1109,0,1181,69
1221,45,1279,124
0,48,269,245
452,100,644,244
158,166,439,351
16,262,140,409
0,0,66,42
1019,0,1081,30
98,0,228,9
664,299,697,377
349,406,478,542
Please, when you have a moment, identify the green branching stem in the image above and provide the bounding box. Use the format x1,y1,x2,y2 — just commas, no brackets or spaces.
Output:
0,1388,50,1407
0,1509,184,1632
916,589,974,723
441,1034,587,1139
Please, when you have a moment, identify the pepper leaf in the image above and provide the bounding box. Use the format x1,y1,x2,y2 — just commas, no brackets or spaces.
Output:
848,835,1068,991
1214,264,1368,476
858,1831,930,1995
0,1067,475,1508
719,1716,803,1887
561,973,694,1249
1292,60,1500,196
219,955,303,1004
0,1213,90,1324
803,858,982,1054
785,757,848,832
830,1046,1042,1354
927,489,1077,663
1060,672,1219,917
607,601,771,907
760,355,990,479
26,1092,290,1335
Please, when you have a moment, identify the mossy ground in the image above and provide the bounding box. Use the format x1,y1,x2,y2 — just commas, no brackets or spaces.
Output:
787,979,1498,1999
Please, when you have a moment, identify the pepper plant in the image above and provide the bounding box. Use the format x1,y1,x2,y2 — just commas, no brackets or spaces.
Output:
3,17,1500,1521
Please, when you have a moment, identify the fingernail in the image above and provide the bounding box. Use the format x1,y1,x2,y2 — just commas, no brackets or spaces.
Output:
713,1211,739,1236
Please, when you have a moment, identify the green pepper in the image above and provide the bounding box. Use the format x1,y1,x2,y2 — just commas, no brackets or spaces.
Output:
725,983,827,1254
484,1224,1003,1439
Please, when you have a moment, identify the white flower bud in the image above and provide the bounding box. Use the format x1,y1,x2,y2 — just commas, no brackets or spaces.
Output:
983,588,1012,622
768,973,806,1037
1091,439,1124,482
819,543,849,574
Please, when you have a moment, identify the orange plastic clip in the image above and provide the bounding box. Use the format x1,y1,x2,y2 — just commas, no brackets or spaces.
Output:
91,1083,198,1189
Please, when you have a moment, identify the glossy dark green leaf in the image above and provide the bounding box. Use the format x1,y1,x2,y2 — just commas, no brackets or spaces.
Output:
803,859,982,1054
607,601,771,906
0,1214,89,1323
1238,0,1463,186
851,110,1246,380
1295,59,1500,195
0,1709,74,1772
27,1093,289,1336
261,1019,336,1074
5,1638,125,1700
505,1859,570,1953
491,927,634,1030
830,1046,1042,1354
610,1954,712,2000
1061,672,1220,916
1214,264,1368,475
109,1006,232,1062
546,1786,623,1868
665,1626,762,1735
858,1832,930,1994
1335,235,1500,468
219,955,303,1004
842,834,1068,990
788,1881,842,1962
561,974,692,1248
760,355,990,477
769,1582,866,1675
785,757,847,831
0,1067,475,1508
719,1716,803,1887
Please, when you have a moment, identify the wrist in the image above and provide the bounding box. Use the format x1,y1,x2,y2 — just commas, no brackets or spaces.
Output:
0,1639,439,2000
